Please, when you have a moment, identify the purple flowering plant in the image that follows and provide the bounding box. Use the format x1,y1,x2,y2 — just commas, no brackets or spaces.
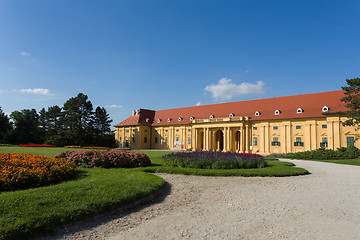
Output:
162,151,266,169
55,150,151,168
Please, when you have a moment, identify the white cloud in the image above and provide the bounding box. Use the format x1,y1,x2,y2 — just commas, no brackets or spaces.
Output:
19,88,51,95
196,101,201,106
204,78,265,101
20,51,31,57
105,104,123,108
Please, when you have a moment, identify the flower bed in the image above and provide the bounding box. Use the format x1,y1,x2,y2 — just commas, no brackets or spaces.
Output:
55,150,151,168
18,144,55,147
81,146,110,150
0,153,78,192
64,145,82,148
162,151,267,169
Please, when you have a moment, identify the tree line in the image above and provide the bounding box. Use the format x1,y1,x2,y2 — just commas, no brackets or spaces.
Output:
0,93,115,147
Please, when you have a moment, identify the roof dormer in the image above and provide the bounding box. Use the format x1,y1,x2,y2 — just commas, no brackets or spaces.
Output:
209,115,214,119
297,108,303,114
322,106,329,112
178,117,183,121
255,111,261,116
229,113,234,118
275,110,281,115
167,118,172,122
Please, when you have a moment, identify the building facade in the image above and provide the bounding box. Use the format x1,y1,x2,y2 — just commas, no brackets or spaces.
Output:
115,90,359,154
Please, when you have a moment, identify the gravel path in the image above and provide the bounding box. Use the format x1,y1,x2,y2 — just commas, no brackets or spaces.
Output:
40,160,360,240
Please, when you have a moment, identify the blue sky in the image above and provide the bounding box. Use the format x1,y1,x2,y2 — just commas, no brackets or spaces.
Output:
0,0,359,128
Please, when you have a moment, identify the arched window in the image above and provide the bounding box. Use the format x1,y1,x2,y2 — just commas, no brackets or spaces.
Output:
297,108,303,114
209,115,214,119
322,106,329,112
190,116,194,121
275,110,281,115
255,111,261,116
229,113,234,118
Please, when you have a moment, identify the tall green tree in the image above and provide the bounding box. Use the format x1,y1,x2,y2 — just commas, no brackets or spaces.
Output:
341,77,360,127
10,109,41,144
93,106,112,135
62,93,94,145
0,107,12,143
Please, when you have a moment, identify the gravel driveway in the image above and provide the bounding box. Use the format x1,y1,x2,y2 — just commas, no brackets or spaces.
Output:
42,159,360,240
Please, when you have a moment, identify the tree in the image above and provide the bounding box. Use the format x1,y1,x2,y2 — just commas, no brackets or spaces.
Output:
10,109,41,144
0,107,12,143
62,93,94,145
93,106,112,135
341,77,360,127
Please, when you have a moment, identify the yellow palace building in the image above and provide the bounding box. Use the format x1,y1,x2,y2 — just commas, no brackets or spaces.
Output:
115,90,358,154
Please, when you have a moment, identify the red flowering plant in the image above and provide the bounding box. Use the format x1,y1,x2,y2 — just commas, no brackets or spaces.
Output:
18,144,55,147
0,153,78,192
55,150,151,168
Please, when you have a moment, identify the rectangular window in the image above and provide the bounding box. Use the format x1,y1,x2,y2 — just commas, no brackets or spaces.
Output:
294,137,303,147
144,137,147,143
347,137,355,147
272,137,280,146
176,129,179,132
188,137,191,144
296,137,302,142
132,137,135,143
119,137,122,142
165,137,168,143
273,137,278,142
176,137,179,141
296,125,301,129
253,127,257,130
126,130,129,133
155,137,158,143
155,130,157,133
253,137,258,146
188,129,191,132
273,126,278,130
125,140,129,147
120,130,122,132
165,130,168,132
322,124,327,129
320,137,328,147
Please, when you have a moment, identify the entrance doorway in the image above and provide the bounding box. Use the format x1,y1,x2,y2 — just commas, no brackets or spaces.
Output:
215,130,224,151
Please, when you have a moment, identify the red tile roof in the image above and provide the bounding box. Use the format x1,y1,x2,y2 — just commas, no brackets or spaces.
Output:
115,90,348,127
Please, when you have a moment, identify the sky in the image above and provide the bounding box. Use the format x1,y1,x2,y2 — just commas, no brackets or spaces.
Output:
0,0,359,128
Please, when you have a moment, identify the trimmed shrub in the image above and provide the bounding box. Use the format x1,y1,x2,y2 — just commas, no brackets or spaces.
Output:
0,153,78,192
55,150,151,168
285,146,360,160
162,151,267,169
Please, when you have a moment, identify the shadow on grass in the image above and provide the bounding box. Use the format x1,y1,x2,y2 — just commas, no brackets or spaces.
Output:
38,181,172,240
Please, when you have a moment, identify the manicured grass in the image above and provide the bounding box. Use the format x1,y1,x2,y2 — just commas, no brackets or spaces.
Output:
0,147,165,240
295,158,360,166
0,147,309,239
140,160,308,177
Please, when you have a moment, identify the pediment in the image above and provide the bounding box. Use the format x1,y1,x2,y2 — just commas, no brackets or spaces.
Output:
295,133,303,136
321,132,327,136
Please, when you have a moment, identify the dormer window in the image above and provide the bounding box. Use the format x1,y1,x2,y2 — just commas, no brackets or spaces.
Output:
209,115,214,119
157,119,161,123
229,113,234,118
145,118,150,122
322,106,329,112
297,108,303,114
190,116,194,121
255,111,261,116
275,110,281,115
178,117,183,121
167,118,172,122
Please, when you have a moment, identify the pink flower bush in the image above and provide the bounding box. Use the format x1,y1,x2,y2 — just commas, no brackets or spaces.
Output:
55,150,151,168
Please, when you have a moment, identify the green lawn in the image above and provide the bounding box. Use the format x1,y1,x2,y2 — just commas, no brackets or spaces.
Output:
0,146,310,239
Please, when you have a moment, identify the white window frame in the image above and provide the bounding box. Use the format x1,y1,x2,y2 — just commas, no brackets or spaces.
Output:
275,110,281,115
255,111,261,116
167,118,171,122
190,116,194,121
297,108,303,114
229,113,234,118
209,115,214,119
322,106,329,112
178,117,183,121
